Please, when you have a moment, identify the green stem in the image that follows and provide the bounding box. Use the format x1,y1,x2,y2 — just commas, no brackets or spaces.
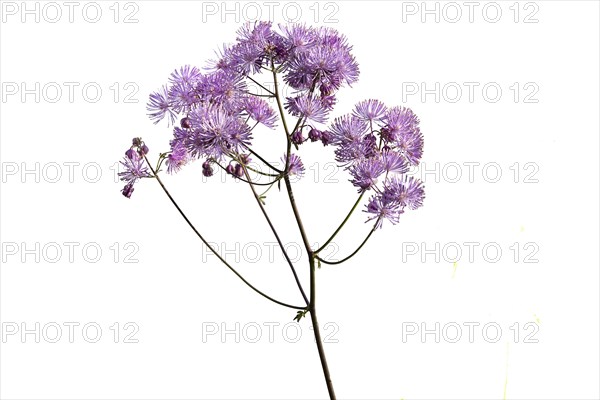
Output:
242,143,282,173
315,192,365,254
309,254,336,399
246,74,275,96
316,219,380,266
240,163,309,306
144,156,304,310
270,61,336,399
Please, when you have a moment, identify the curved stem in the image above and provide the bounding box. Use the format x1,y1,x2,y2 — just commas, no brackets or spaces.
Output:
212,160,280,186
242,143,282,173
144,156,304,310
316,192,364,254
240,163,310,306
316,219,380,266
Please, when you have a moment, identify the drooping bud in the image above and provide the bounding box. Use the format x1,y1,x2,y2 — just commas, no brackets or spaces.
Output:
125,148,137,160
202,160,214,177
234,163,244,177
291,130,304,145
320,130,332,146
308,128,322,142
181,117,191,129
121,182,134,198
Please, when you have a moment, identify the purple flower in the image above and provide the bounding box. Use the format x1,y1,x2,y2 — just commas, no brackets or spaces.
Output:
147,85,176,125
283,153,304,177
190,105,252,160
353,99,387,123
285,94,330,124
382,176,425,210
382,150,409,174
118,151,150,184
166,141,188,174
329,115,368,147
283,26,359,94
365,194,403,229
348,157,385,192
243,96,278,128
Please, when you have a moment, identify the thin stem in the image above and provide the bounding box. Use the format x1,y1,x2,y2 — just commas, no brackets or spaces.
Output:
315,192,365,254
245,91,275,98
240,163,310,306
316,219,380,266
143,156,304,310
212,160,280,186
242,143,282,173
246,74,275,96
309,254,336,399
246,165,280,178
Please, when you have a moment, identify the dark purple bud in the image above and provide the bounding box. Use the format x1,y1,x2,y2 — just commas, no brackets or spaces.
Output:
181,117,191,129
234,163,244,177
239,154,251,165
382,145,391,153
291,130,304,145
125,148,137,160
139,144,149,155
320,84,334,97
320,95,336,110
132,138,142,147
202,160,214,177
225,164,235,176
121,183,134,198
308,128,322,142
320,130,332,146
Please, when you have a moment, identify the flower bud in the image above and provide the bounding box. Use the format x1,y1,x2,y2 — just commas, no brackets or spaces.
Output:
291,130,304,145
308,128,322,142
180,117,191,129
202,160,214,177
125,148,138,160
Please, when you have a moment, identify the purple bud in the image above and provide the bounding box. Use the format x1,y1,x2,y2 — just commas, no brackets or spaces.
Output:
125,148,137,160
320,130,332,146
181,117,191,129
121,182,134,198
225,164,235,176
239,154,251,165
308,128,322,142
139,144,149,155
291,130,304,145
234,163,244,177
132,138,142,147
202,160,214,177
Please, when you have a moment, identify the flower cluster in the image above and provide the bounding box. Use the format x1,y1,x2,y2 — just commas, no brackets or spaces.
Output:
144,21,358,182
122,21,424,229
319,100,426,228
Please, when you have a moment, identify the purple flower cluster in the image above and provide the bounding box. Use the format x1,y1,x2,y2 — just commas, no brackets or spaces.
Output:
316,100,426,228
118,138,151,198
145,21,358,182
123,22,424,228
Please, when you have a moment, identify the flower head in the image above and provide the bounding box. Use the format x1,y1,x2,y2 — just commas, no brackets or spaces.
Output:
348,157,385,192
283,153,304,178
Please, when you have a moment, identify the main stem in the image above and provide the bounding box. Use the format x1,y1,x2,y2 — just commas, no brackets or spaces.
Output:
309,253,336,399
268,61,336,398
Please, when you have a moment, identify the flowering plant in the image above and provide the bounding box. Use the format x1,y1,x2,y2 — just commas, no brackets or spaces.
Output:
118,21,424,398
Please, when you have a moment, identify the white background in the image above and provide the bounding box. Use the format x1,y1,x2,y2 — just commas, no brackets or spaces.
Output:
1,1,599,399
